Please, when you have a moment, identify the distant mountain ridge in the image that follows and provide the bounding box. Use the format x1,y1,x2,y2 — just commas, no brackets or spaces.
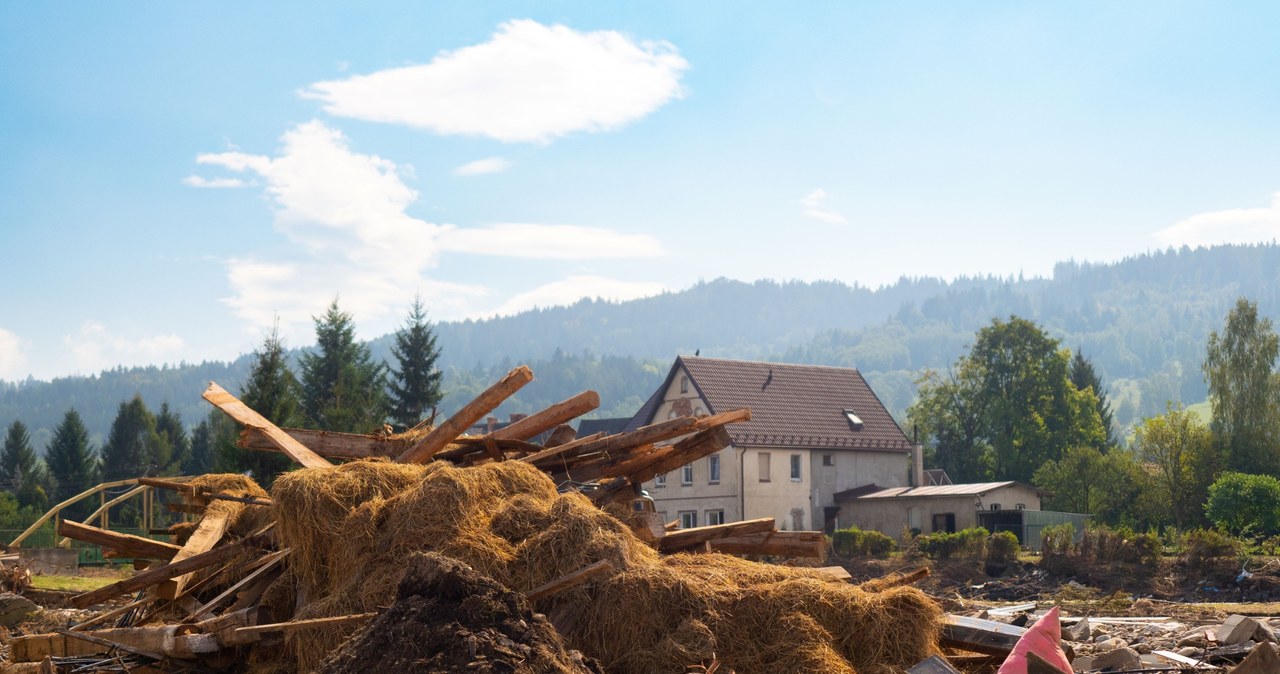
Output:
4,244,1279,452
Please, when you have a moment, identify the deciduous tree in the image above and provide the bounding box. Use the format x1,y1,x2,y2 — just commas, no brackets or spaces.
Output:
1135,404,1220,528
1204,298,1280,474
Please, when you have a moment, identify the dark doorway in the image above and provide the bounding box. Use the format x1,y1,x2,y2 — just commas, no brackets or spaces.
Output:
931,512,956,533
823,507,841,534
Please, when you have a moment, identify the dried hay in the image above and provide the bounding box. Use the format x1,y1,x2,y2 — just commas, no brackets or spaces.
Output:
189,473,271,537
264,459,941,674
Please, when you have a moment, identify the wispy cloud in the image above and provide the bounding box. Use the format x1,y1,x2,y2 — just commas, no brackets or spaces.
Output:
182,175,250,189
453,157,513,176
301,20,689,143
801,188,848,225
490,275,667,317
62,321,185,375
438,223,663,259
0,327,27,381
1155,191,1280,247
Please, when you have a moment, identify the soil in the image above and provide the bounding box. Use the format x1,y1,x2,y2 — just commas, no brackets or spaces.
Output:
318,552,604,674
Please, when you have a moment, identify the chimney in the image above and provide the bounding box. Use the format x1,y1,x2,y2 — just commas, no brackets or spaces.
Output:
509,413,528,424
486,416,497,433
911,444,925,488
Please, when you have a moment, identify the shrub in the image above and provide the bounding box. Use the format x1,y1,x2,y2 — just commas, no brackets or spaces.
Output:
1205,472,1280,537
986,531,1020,564
1181,528,1243,567
831,527,896,558
915,527,989,560
1041,523,1160,568
1041,523,1074,559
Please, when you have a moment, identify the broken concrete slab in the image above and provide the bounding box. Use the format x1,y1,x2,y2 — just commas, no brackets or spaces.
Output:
1229,642,1280,674
0,593,38,627
1066,617,1091,643
1091,646,1141,672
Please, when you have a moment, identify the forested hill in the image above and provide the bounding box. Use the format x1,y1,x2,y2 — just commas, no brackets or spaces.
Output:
4,244,1280,451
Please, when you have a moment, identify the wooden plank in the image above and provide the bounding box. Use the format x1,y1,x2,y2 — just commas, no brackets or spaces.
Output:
490,391,599,441
204,381,332,468
908,654,963,674
397,365,534,463
627,426,733,484
811,566,854,582
526,560,614,601
857,566,931,592
184,549,289,622
527,415,699,468
69,596,154,632
72,540,247,608
58,520,181,560
516,432,605,466
707,531,826,558
156,510,231,600
657,518,776,553
542,424,577,449
940,614,1027,656
233,612,377,636
136,477,195,493
239,427,406,460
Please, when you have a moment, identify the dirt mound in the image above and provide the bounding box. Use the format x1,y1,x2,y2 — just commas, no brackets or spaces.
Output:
318,552,602,674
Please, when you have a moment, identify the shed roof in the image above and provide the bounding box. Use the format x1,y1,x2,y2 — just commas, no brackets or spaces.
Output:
837,481,1044,501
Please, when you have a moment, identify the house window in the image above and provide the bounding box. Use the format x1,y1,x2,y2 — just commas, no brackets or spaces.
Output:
990,503,1001,511
654,473,666,488
790,454,802,482
706,509,725,526
679,511,697,529
681,463,694,485
680,376,689,394
1016,503,1026,510
908,507,922,532
758,452,771,482
932,513,956,533
823,454,834,467
844,409,864,430
708,454,720,484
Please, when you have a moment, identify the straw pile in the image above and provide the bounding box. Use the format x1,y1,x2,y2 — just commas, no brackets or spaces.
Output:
263,458,941,674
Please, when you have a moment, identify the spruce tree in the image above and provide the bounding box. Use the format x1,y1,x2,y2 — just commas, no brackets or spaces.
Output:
154,403,190,474
231,325,302,484
299,298,389,432
1070,351,1117,449
185,417,216,475
0,420,48,507
389,296,444,430
101,396,166,480
45,409,97,518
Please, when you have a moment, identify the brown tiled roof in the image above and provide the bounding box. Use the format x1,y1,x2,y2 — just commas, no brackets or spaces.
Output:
625,356,913,452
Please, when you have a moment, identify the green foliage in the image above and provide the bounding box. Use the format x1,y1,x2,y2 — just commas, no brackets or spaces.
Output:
1,419,49,509
185,416,216,475
1205,472,1280,536
1033,445,1167,529
44,408,97,519
1041,523,1075,558
1135,404,1220,528
831,527,896,558
1204,298,1280,474
229,326,303,485
986,531,1020,563
153,403,190,474
1042,523,1159,568
1180,528,1243,568
100,395,168,481
909,317,1106,483
300,299,389,433
914,527,990,560
389,297,444,431
1070,351,1117,448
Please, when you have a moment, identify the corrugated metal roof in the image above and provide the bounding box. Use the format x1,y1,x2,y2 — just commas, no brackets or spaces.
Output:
855,481,1017,499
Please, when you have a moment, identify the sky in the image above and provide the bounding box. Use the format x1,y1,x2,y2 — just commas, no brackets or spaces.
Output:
2,1,1279,382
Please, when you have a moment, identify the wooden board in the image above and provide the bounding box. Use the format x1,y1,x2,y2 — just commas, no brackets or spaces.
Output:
707,531,826,558
397,366,534,463
204,382,331,468
657,518,776,553
940,614,1027,656
72,540,246,608
526,560,614,601
58,520,181,560
157,510,231,599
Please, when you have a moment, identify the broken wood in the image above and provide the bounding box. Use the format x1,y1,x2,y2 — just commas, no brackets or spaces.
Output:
657,518,775,553
157,509,232,600
526,560,615,601
204,382,332,468
69,596,155,632
857,566,930,592
239,427,406,460
707,531,826,558
72,541,247,608
490,390,599,441
233,612,377,637
810,566,854,582
940,614,1026,656
397,365,534,463
136,477,196,493
184,549,289,622
57,520,181,560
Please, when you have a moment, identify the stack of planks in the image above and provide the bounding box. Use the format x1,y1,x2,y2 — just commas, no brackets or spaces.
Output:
5,365,827,672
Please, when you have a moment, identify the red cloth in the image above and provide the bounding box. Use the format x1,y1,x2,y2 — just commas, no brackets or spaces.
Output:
997,606,1073,674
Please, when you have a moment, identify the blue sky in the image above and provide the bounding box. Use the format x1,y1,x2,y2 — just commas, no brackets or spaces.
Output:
2,2,1279,381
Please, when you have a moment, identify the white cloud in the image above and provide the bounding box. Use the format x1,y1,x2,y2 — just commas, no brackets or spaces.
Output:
490,275,667,316
182,175,250,189
62,322,185,375
801,188,848,225
301,20,689,143
0,328,27,381
1155,191,1280,247
453,157,513,176
438,223,663,259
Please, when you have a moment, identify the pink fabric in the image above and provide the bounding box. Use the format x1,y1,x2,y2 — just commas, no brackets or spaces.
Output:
997,606,1073,674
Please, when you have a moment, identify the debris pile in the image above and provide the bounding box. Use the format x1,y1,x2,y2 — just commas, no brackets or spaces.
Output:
0,366,943,674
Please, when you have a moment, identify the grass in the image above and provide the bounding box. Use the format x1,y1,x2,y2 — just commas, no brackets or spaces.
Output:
30,573,126,593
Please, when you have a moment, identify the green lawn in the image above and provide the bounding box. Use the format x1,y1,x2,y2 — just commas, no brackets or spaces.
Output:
29,574,123,592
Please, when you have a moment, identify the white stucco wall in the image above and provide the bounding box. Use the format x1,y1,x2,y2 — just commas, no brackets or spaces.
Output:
845,484,1043,541
810,448,911,532
645,366,738,527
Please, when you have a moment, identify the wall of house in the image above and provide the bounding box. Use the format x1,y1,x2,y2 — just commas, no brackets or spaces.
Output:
975,484,1042,512
810,448,911,533
845,484,1044,541
740,447,812,530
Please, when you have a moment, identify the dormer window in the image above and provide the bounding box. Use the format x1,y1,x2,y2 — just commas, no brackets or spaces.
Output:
681,376,689,394
843,409,864,430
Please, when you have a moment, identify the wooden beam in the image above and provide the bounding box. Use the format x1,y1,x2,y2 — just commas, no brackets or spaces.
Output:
516,432,605,466
939,614,1026,656
239,427,406,460
184,549,289,622
72,540,247,608
157,510,231,599
490,390,599,441
707,531,825,558
57,520,181,560
7,478,142,549
233,612,377,637
69,596,154,632
203,381,332,468
526,560,614,601
137,477,195,493
657,518,776,553
396,365,534,464
626,426,733,484
857,566,931,592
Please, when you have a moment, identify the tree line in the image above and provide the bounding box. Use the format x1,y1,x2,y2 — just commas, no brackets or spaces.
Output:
909,297,1280,534
0,297,443,521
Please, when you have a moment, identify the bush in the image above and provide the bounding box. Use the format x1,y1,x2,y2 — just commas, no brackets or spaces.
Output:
915,527,989,560
1205,472,1280,537
1041,523,1160,567
1181,528,1243,567
986,531,1020,564
831,527,896,558
1041,523,1074,560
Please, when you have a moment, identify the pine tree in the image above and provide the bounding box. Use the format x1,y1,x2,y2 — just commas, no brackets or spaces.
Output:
389,296,444,430
101,396,166,480
230,325,302,484
299,298,389,432
0,420,48,508
1070,350,1117,449
185,416,216,475
154,403,190,474
45,408,97,518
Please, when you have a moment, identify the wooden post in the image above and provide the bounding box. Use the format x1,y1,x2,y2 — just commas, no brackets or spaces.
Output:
396,366,534,464
489,390,599,441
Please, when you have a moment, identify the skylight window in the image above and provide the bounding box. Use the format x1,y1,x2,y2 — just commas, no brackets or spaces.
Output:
844,409,864,430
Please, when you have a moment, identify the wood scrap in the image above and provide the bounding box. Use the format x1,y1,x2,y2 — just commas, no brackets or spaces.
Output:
489,390,599,441
57,520,181,560
706,530,826,558
656,518,775,553
156,509,232,600
526,560,615,601
397,365,533,463
72,541,247,608
204,382,332,468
